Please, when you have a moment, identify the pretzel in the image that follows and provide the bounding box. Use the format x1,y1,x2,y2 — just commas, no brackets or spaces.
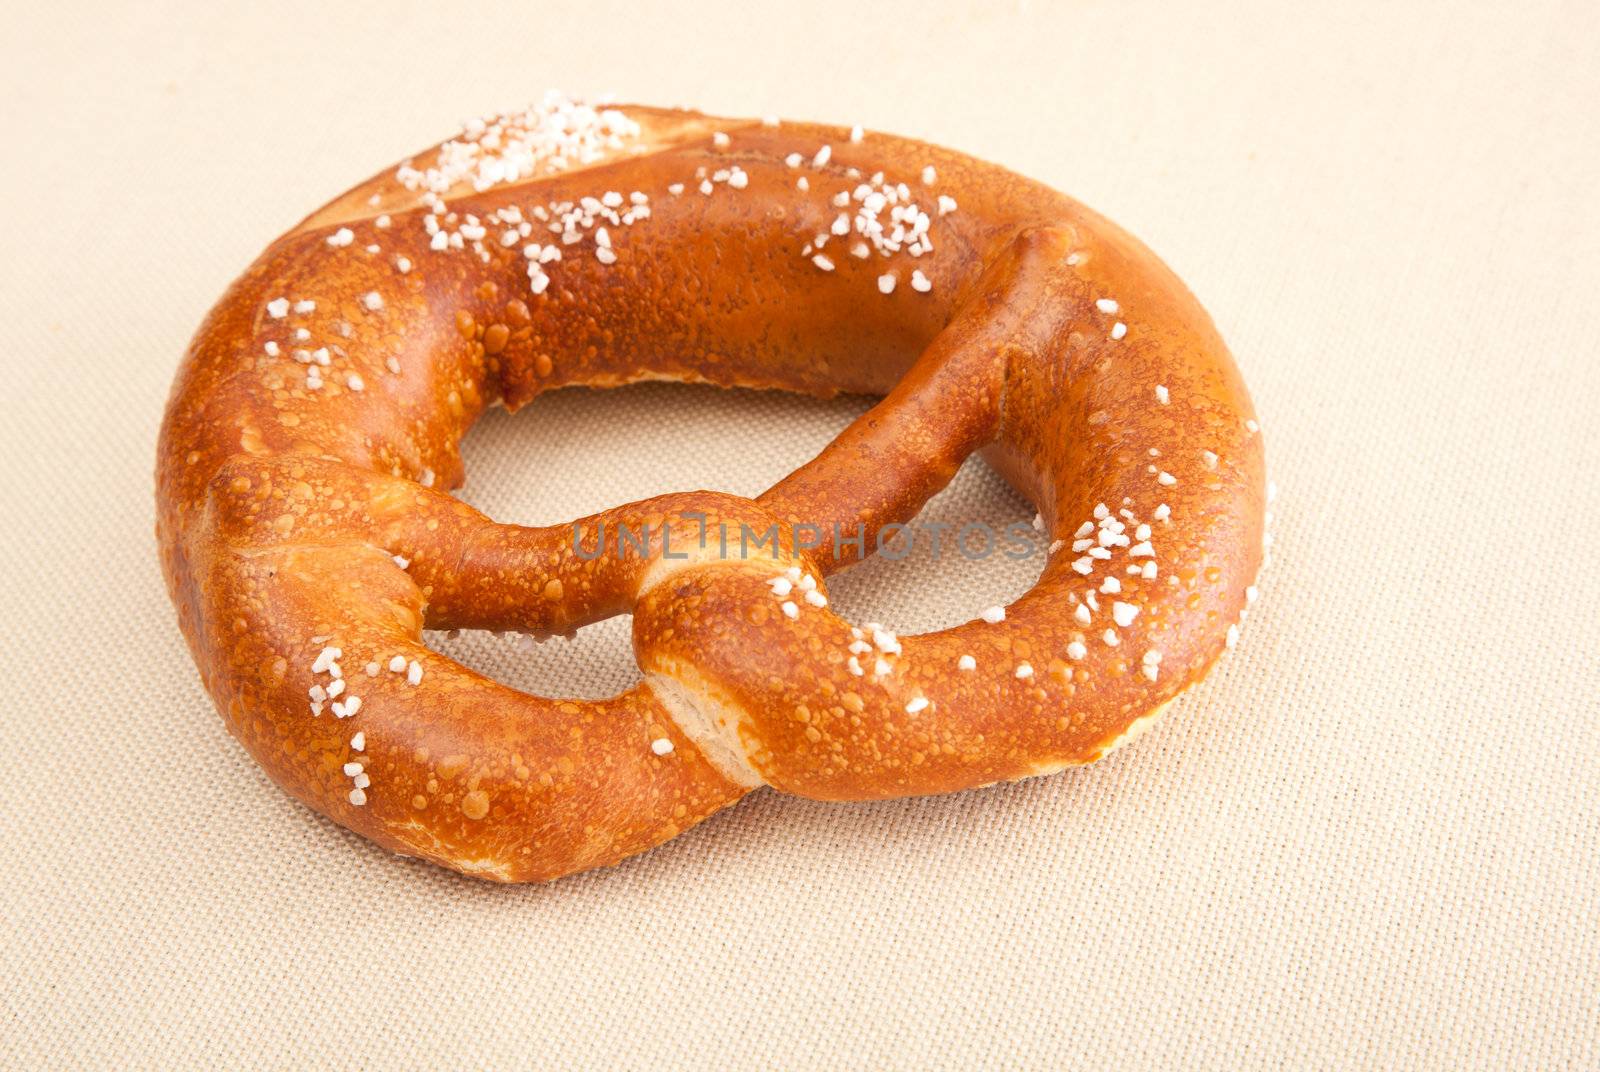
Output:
157,94,1267,882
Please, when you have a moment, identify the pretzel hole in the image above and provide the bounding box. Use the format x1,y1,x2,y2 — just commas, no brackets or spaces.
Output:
423,623,638,701
822,451,1043,634
455,382,870,525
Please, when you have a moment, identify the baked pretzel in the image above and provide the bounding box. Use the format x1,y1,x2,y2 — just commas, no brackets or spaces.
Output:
157,94,1266,882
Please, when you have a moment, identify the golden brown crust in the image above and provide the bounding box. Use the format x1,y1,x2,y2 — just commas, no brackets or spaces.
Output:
156,98,1265,882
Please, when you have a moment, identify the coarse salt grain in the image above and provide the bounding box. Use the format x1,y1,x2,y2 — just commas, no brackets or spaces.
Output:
395,93,642,196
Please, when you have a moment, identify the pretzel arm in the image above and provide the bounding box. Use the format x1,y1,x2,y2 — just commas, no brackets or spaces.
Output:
202,454,795,636
756,228,1063,568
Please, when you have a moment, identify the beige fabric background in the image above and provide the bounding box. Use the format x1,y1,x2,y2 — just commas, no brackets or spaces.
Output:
3,0,1597,1068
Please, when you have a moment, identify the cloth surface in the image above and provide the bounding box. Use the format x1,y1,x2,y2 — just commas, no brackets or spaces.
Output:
2,1,1597,1068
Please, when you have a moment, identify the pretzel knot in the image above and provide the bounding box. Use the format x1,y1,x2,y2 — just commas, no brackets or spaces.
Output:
157,98,1267,882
